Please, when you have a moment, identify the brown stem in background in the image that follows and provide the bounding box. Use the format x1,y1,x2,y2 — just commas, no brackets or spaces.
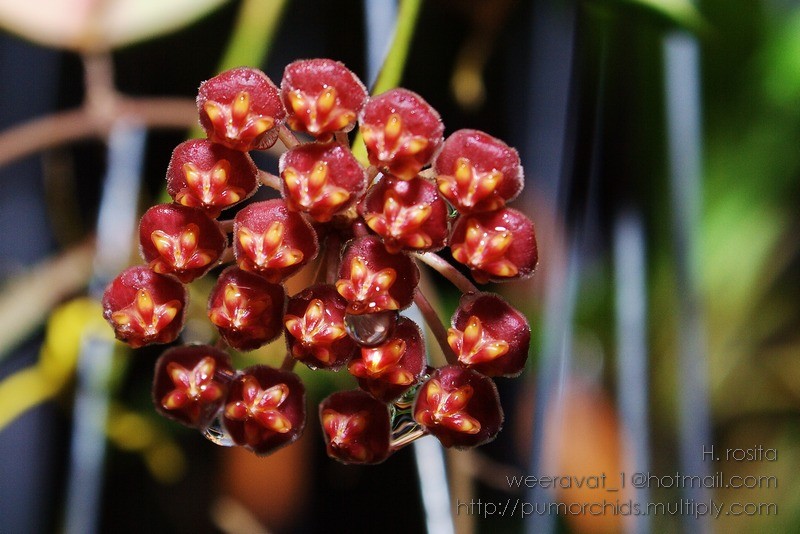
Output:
0,96,198,169
0,51,202,169
0,109,98,168
82,53,117,124
119,97,200,130
0,52,274,170
0,238,95,361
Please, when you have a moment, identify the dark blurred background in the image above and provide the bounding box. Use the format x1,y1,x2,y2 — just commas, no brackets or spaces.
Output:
1,0,799,532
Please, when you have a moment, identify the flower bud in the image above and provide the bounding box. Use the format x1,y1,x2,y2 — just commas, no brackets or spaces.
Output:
208,267,286,351
139,203,226,283
414,366,503,448
197,67,285,151
359,88,443,180
152,345,233,428
223,366,306,455
102,266,187,348
282,58,367,138
450,207,538,284
320,390,392,464
449,293,530,377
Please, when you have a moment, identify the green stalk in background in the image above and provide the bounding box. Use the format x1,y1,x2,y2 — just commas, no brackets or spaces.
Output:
186,0,291,140
352,0,424,166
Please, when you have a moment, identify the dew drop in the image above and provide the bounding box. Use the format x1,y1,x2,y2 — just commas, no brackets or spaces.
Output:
201,413,235,447
345,310,397,346
390,413,421,447
389,382,426,449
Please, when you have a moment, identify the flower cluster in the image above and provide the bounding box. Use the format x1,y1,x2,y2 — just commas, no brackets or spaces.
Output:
102,59,537,463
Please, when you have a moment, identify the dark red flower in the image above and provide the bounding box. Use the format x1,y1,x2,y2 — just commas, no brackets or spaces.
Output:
359,88,444,180
223,366,306,455
434,129,524,213
234,199,319,283
104,61,538,464
335,235,419,314
282,58,367,138
359,174,449,253
348,317,425,402
102,266,187,348
207,267,286,351
197,67,286,151
284,284,358,369
152,345,233,428
414,366,503,448
279,141,367,222
449,293,530,377
166,139,259,218
450,207,538,284
139,203,226,283
320,390,392,464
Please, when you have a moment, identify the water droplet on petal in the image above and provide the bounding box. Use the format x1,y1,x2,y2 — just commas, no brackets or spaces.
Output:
345,310,397,346
201,412,235,447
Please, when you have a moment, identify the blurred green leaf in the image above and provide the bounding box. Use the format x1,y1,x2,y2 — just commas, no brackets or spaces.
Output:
216,0,289,73
761,9,800,107
352,0,424,165
629,0,705,28
185,0,291,141
594,0,708,33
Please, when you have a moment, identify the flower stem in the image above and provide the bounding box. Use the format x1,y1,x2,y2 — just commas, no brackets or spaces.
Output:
219,246,235,264
258,170,282,190
413,253,477,295
311,241,328,284
280,352,297,371
352,219,369,238
414,289,457,365
325,233,342,285
278,124,301,149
